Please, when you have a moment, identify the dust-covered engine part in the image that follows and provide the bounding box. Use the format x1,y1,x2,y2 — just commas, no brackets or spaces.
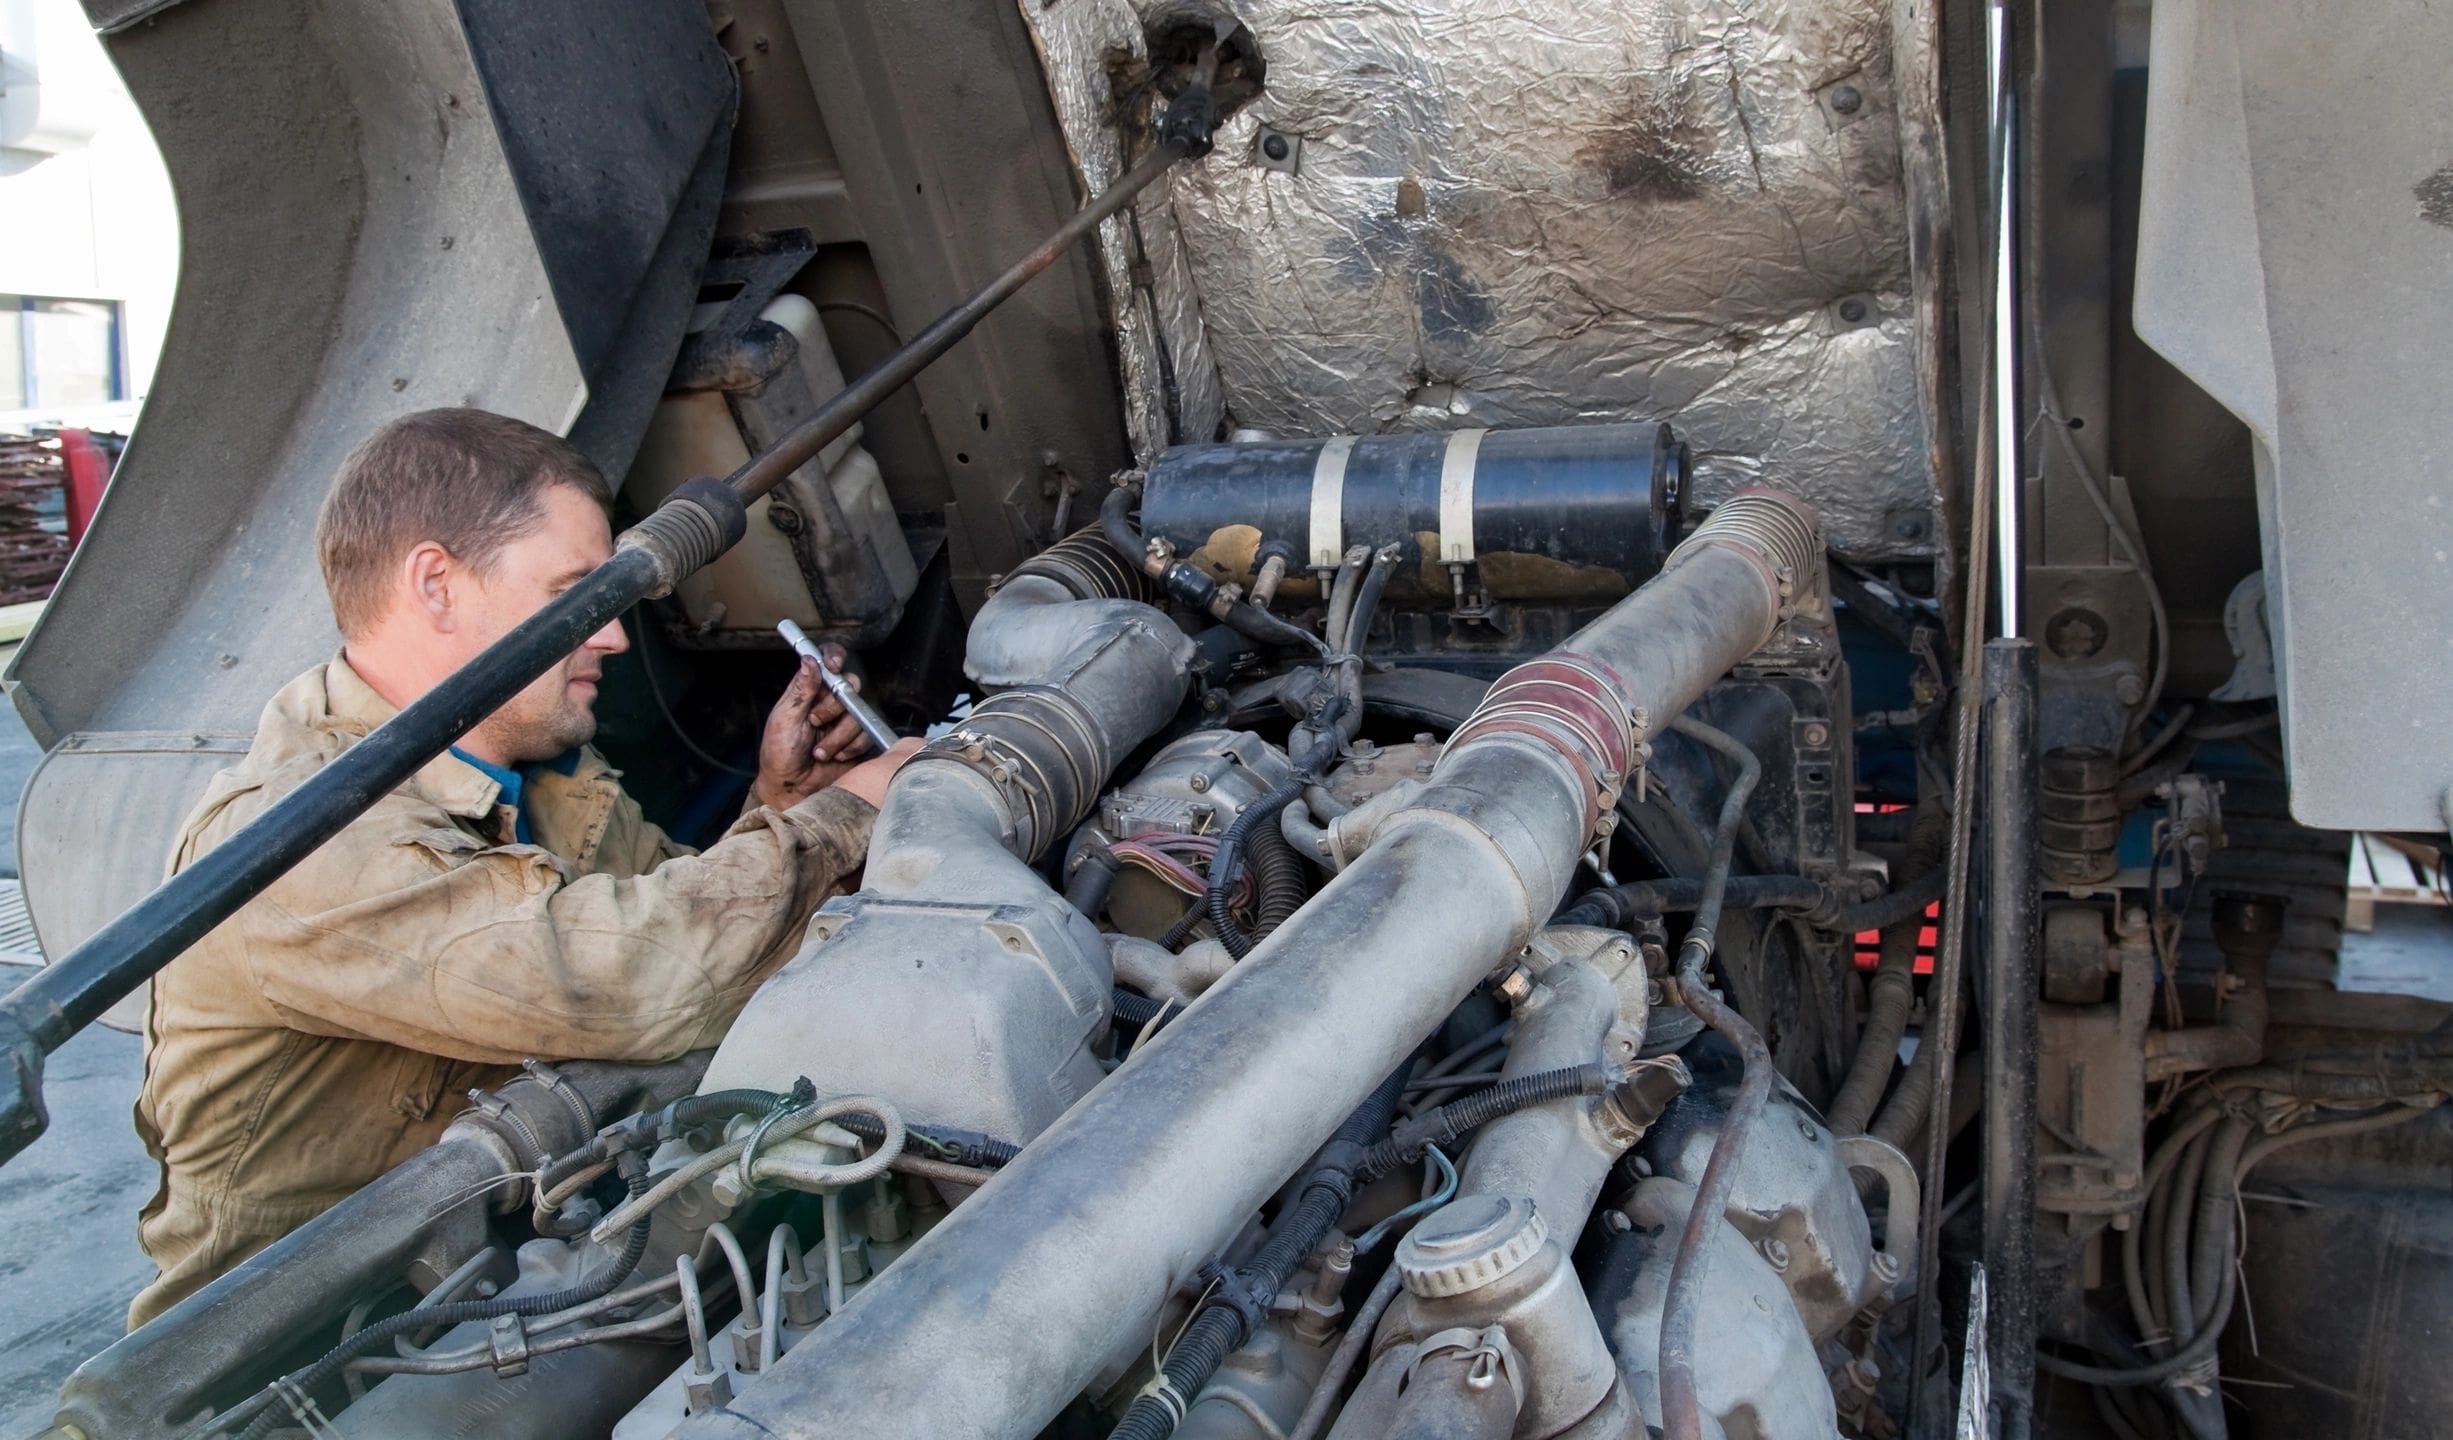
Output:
1070,727,1297,938
53,475,1917,1440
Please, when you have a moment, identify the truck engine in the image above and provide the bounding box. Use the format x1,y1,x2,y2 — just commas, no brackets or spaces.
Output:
7,2,2451,1439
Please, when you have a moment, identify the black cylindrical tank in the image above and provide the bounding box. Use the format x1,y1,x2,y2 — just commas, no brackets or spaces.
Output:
1139,422,1685,606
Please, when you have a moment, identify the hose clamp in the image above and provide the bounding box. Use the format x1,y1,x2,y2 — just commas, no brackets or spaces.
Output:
1445,651,1641,838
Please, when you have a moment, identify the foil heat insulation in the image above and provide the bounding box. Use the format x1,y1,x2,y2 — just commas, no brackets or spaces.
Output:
1017,0,1937,561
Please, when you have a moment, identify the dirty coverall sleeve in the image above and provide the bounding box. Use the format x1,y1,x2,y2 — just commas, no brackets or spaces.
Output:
226,787,875,1064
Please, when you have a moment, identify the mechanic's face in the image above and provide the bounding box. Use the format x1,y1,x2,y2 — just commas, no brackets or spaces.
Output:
458,482,628,764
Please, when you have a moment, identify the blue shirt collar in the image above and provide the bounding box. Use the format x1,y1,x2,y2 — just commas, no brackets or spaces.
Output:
447,746,526,808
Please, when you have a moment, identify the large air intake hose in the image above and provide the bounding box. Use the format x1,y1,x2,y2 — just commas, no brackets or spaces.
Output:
674,489,1822,1440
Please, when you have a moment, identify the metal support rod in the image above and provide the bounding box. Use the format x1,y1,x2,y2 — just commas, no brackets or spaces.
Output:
1979,638,2039,1440
1907,3,2014,1423
0,139,1193,1168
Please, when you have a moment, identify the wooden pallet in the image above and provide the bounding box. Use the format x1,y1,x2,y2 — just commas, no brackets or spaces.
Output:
2346,832,2449,932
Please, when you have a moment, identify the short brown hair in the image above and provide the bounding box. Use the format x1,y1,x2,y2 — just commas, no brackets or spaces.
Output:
316,409,614,638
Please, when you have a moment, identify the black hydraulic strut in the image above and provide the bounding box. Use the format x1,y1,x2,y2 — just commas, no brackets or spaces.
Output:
0,124,1211,1167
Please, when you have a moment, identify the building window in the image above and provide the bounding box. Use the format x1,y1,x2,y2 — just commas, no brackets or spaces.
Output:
1,296,127,410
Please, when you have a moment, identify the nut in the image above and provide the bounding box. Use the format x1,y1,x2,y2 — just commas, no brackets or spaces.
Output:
1495,967,1535,1005
1759,1237,1792,1271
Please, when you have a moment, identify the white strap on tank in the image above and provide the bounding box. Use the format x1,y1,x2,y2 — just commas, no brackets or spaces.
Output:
1438,428,1488,564
1308,435,1357,568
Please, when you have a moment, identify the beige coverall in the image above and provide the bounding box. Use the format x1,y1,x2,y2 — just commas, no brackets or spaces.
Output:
129,656,874,1326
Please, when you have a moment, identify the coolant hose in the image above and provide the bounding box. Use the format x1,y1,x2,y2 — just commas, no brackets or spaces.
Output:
1107,1063,1413,1440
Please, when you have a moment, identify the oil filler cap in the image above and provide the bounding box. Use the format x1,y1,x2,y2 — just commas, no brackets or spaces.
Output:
1394,1194,1548,1298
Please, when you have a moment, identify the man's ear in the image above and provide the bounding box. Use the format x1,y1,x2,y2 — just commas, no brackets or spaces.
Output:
401,540,458,633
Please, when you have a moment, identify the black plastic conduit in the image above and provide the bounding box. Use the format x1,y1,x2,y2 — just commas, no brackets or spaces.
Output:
1205,701,1348,959
1107,1063,1412,1440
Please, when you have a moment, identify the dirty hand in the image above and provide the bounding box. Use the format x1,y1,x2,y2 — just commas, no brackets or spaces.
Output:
752,644,878,810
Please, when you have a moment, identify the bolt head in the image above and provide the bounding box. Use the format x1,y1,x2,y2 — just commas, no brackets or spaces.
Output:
1831,83,1864,114
2115,673,2147,705
1759,1237,1792,1270
1262,133,1291,161
1870,1250,1901,1281
1188,771,1211,793
1801,722,1831,748
1838,298,1868,323
1603,1210,1634,1234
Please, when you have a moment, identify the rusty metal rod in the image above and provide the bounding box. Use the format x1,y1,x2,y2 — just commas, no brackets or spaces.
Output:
1654,716,1770,1440
0,139,1194,1169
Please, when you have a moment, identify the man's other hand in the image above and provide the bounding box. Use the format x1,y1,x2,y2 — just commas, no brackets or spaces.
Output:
753,644,878,810
833,736,924,809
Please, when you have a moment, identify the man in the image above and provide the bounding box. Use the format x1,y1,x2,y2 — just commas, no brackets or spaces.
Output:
129,408,916,1325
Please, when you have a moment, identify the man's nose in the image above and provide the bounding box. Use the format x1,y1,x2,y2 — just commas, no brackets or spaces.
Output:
586,616,631,656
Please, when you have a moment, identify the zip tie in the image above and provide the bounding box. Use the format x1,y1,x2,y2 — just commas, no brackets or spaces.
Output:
1133,1373,1191,1429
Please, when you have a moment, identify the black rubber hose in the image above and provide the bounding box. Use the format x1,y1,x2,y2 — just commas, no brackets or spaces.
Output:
1343,547,1397,655
1101,487,1322,656
1831,803,1948,1136
1099,485,1149,570
1360,1064,1617,1178
1829,868,1947,935
1554,869,1940,936
230,1156,654,1439
1067,846,1123,920
1222,596,1334,655
1555,874,1826,929
1107,1063,1412,1440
